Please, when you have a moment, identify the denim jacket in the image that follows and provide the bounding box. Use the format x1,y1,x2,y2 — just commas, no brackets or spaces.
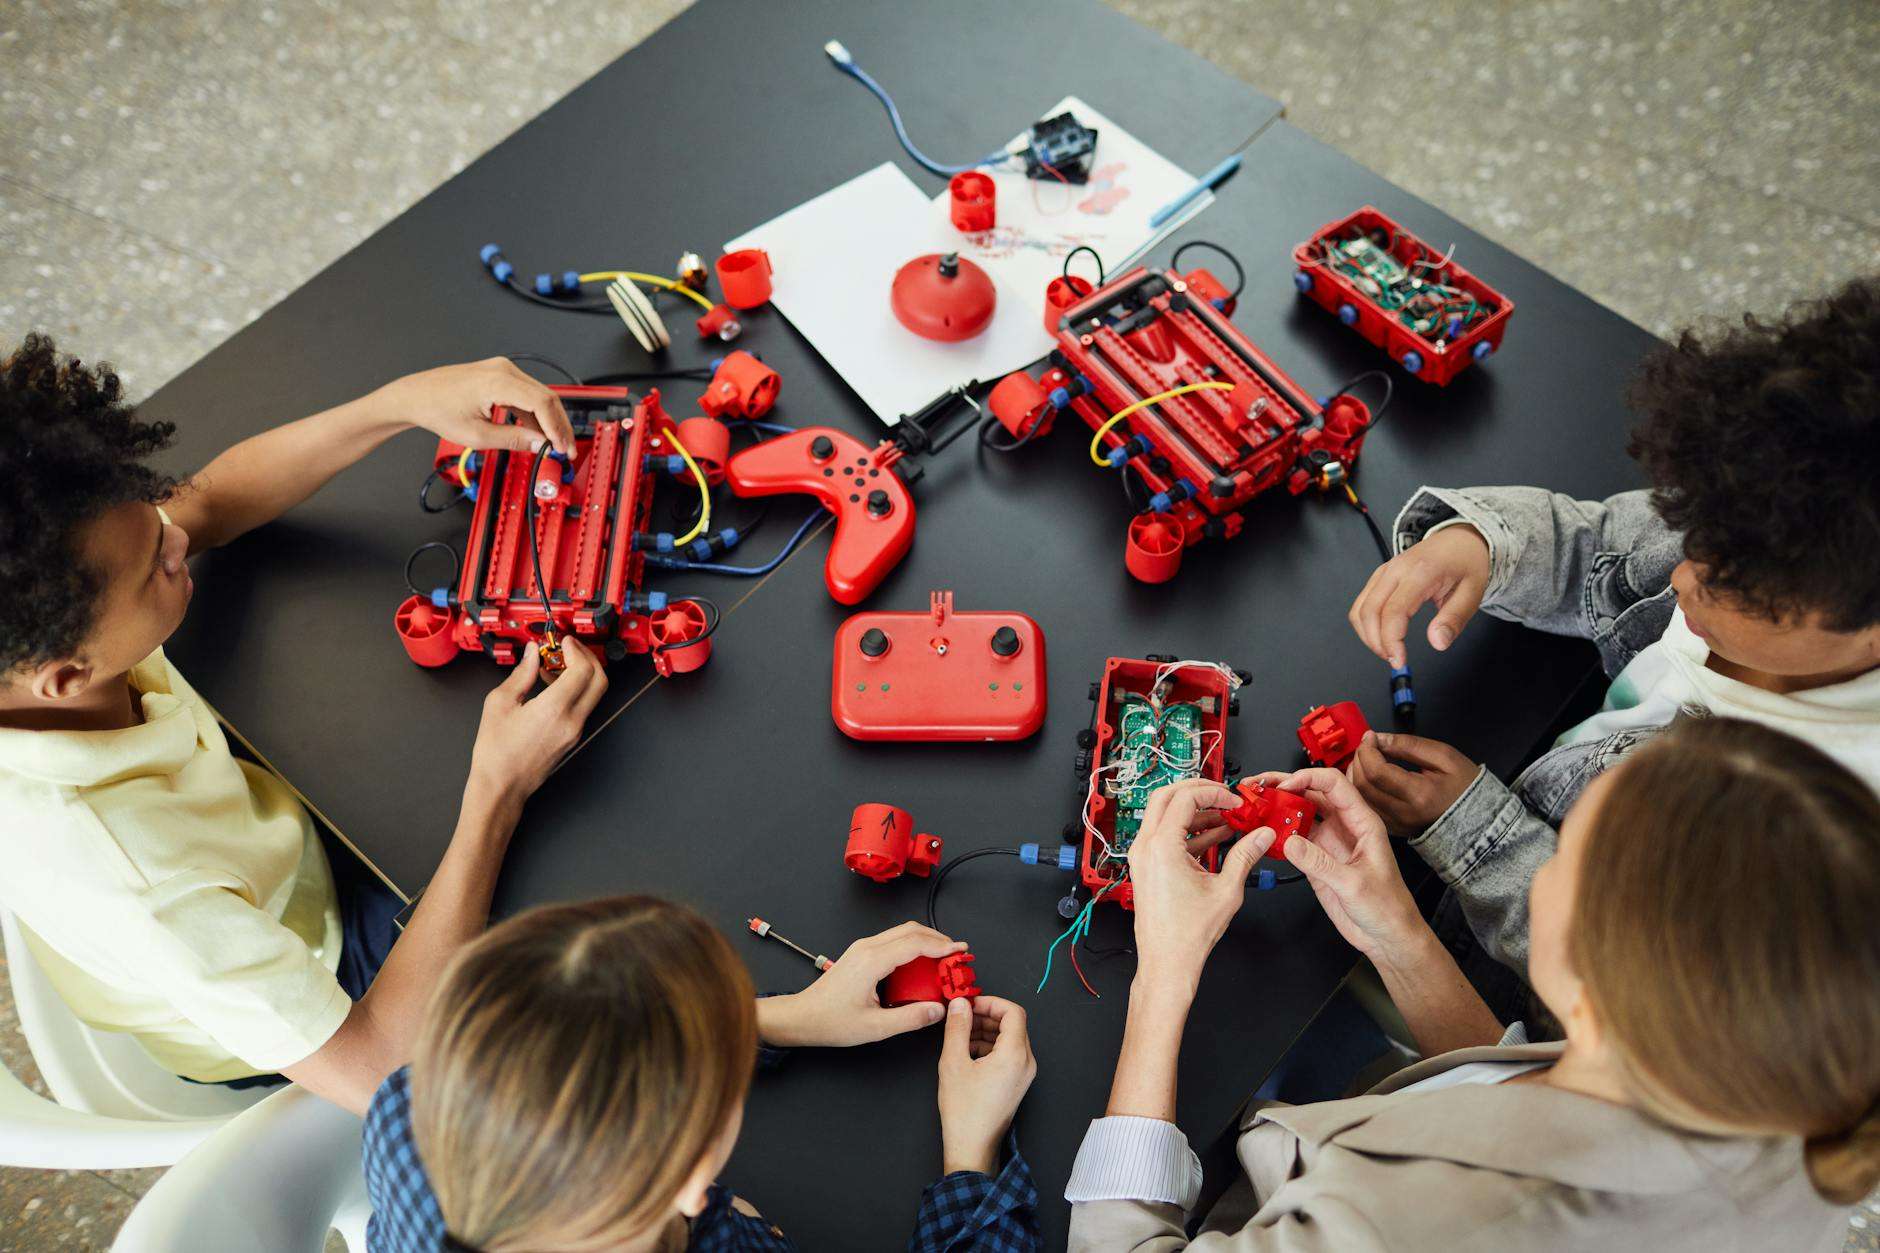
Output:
1391,486,1682,978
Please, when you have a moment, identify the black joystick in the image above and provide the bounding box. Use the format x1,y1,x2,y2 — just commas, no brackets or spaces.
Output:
866,488,893,517
859,628,890,657
990,625,1021,656
810,435,835,461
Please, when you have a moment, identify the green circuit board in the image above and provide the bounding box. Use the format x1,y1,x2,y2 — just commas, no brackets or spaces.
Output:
1106,700,1205,852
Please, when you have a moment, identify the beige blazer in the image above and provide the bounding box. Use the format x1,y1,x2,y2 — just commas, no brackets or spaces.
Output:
1069,1041,1849,1252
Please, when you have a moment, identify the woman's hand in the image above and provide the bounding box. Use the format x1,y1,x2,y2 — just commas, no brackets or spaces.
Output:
755,922,961,1047
938,996,1036,1175
1125,779,1275,997
1348,524,1490,667
1274,768,1426,963
1348,731,1481,836
465,640,608,812
374,357,574,457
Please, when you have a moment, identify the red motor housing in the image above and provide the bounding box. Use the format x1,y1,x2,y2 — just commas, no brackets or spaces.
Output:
699,350,780,420
948,171,996,232
882,952,981,1006
1222,780,1318,862
1298,701,1370,769
715,248,773,309
844,803,943,883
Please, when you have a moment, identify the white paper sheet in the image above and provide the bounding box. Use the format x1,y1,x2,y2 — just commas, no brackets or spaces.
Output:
726,101,1209,426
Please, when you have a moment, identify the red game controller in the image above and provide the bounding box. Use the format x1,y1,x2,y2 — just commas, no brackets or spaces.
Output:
1222,779,1318,862
1298,701,1370,769
833,591,1045,741
724,427,916,604
881,951,981,1006
844,803,943,883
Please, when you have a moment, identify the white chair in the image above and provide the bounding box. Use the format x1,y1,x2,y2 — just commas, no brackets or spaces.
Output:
111,1084,370,1252
0,906,272,1167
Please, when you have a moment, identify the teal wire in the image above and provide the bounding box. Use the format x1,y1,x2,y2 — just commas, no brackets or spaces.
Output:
1037,878,1120,993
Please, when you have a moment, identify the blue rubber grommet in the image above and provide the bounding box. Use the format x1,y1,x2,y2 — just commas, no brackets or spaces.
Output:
1473,340,1493,360
1338,303,1358,325
1402,350,1423,374
1293,269,1314,293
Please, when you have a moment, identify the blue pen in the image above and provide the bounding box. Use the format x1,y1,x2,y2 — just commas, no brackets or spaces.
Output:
1148,154,1243,229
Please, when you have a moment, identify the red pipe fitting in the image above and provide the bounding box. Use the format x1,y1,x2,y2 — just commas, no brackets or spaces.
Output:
882,951,981,1006
948,171,996,232
650,602,712,677
1221,780,1317,861
1125,513,1184,584
394,596,461,667
695,302,742,342
699,350,781,420
675,417,732,486
716,248,773,309
1298,701,1369,770
844,803,943,883
1042,274,1093,334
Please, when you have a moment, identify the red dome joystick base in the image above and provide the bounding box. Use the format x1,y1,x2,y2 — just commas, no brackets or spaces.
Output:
891,252,996,342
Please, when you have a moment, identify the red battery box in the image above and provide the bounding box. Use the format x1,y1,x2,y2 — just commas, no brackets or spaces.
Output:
987,264,1373,583
1292,205,1513,386
394,385,715,678
1077,656,1241,910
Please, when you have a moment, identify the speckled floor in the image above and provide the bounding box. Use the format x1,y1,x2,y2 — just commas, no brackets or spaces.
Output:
1,0,1876,1247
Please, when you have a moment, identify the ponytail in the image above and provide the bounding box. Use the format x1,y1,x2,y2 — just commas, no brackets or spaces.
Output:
1805,1096,1880,1206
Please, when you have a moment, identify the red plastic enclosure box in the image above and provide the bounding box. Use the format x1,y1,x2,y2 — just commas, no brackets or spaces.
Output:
1081,657,1233,910
832,592,1046,741
1292,205,1513,387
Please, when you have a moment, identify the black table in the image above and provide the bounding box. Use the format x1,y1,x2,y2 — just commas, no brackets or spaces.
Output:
140,5,1660,1248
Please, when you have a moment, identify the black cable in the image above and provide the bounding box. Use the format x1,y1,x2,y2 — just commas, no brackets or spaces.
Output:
1120,462,1152,514
1344,486,1393,563
976,413,1035,453
1327,369,1394,430
524,446,558,641
418,467,464,514
499,276,614,315
504,352,582,385
926,847,1023,933
404,541,461,599
655,596,721,655
584,367,715,384
1062,244,1104,287
1170,239,1245,301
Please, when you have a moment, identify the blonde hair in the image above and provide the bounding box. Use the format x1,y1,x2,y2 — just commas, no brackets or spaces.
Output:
409,897,758,1251
1571,718,1880,1204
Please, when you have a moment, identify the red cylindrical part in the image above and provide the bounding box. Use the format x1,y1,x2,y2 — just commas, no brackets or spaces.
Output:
532,453,567,501
675,417,732,485
698,350,781,420
948,171,996,232
1125,513,1185,584
881,952,981,1006
695,303,742,342
1042,274,1093,333
1222,780,1318,861
988,371,1052,438
650,602,712,677
846,802,921,882
395,595,461,667
716,248,773,309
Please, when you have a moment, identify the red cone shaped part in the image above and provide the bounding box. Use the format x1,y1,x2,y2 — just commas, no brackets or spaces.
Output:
1221,780,1318,861
1043,274,1093,334
882,952,981,1006
948,171,996,232
716,248,773,309
988,371,1052,438
891,253,996,342
651,602,712,676
1125,513,1184,583
395,595,461,667
676,417,732,485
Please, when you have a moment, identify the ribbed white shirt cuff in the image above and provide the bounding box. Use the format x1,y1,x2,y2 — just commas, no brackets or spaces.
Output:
1499,1020,1530,1046
1064,1116,1203,1209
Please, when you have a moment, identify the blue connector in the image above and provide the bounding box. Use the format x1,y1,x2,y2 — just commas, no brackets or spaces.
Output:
1293,269,1314,293
1390,664,1417,719
1148,478,1195,514
429,588,450,610
1402,350,1423,374
560,270,580,293
654,533,675,553
1472,340,1493,361
1048,386,1071,409
534,273,554,295
643,454,686,475
479,243,502,265
1338,302,1358,325
1019,843,1078,871
687,537,714,561
1256,868,1276,891
492,260,513,283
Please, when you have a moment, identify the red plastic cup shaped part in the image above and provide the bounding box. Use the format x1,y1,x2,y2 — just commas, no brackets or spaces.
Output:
948,171,996,232
1125,513,1185,583
844,802,944,882
698,350,781,420
891,253,996,342
675,417,732,486
1042,274,1093,334
988,371,1052,439
715,248,773,309
395,595,461,667
651,602,712,677
1222,780,1318,861
881,952,981,1006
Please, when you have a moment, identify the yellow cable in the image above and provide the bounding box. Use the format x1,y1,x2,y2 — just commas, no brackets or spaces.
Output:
578,270,715,312
665,429,712,547
455,446,476,488
1088,381,1237,467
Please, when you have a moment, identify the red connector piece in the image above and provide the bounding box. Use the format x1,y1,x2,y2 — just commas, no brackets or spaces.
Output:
844,803,943,883
881,951,980,1006
1297,701,1369,770
1222,780,1317,862
698,350,781,420
696,303,742,342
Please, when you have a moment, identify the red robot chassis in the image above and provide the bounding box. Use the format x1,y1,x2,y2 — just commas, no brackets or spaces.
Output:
987,264,1374,582
393,385,713,677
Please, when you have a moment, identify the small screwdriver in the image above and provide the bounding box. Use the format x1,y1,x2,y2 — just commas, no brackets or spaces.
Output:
746,917,833,971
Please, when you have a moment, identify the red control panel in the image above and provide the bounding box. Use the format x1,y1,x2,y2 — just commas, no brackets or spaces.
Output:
844,803,943,883
724,426,916,604
881,951,981,1006
1297,700,1370,770
1222,779,1319,862
832,591,1046,741
987,265,1373,583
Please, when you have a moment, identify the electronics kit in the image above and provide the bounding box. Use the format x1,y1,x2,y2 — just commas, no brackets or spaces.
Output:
397,36,1497,1010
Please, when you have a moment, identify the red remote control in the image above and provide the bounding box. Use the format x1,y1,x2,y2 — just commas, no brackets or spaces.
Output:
724,426,916,604
832,592,1046,741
